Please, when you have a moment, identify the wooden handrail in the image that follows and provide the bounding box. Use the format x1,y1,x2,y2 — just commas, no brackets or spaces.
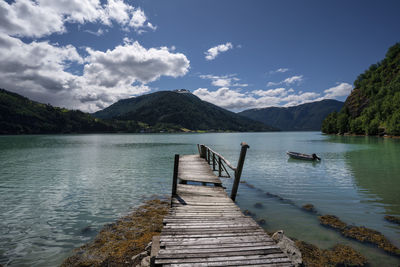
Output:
198,143,250,201
200,145,236,171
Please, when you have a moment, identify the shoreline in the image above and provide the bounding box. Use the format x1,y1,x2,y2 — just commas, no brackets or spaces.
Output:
61,199,368,267
323,133,400,139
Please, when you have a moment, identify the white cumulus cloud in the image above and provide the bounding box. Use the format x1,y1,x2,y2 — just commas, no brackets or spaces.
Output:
0,34,190,112
283,75,303,85
205,42,233,61
193,87,322,111
252,88,287,97
267,75,303,87
269,67,289,74
199,74,247,88
323,82,353,99
0,0,156,38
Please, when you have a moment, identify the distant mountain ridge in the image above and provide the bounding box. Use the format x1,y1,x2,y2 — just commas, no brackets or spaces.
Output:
94,90,275,132
239,99,344,131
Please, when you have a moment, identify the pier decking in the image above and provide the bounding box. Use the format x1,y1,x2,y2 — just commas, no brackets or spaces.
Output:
154,145,292,266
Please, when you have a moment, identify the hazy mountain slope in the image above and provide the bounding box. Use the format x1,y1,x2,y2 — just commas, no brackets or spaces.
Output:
239,99,343,131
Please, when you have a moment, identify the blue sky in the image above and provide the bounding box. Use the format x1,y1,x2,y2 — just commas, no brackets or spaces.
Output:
1,0,399,112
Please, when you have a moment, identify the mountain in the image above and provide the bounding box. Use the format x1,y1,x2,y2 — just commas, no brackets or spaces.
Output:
239,99,343,131
94,90,275,132
0,88,118,134
322,43,400,135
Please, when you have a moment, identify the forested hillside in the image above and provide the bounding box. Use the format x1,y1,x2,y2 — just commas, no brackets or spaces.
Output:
0,89,117,134
322,43,400,135
94,90,275,132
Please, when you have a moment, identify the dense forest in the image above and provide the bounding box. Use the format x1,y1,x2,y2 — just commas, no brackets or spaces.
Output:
240,99,343,131
322,43,400,136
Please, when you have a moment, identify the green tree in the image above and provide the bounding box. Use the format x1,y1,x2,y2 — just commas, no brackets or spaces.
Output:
387,112,400,135
337,113,349,134
350,117,364,134
322,112,338,134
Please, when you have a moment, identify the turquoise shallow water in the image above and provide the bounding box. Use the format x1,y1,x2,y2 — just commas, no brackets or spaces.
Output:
0,133,399,266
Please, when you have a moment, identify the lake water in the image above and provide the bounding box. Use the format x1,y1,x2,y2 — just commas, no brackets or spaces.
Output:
0,132,399,266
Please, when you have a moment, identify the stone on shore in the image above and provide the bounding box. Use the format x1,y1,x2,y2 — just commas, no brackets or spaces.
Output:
272,230,302,266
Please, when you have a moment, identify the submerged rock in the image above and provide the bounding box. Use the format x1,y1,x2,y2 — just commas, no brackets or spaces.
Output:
385,215,400,225
257,219,266,225
295,240,367,267
272,230,302,266
243,209,255,217
302,203,316,213
319,215,347,230
254,202,263,209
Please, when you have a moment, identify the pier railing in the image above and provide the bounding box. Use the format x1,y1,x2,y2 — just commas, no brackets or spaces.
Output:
198,143,249,201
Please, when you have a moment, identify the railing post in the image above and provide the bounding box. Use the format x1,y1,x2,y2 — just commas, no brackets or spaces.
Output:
172,154,179,197
212,153,216,170
207,149,211,165
200,145,206,159
218,157,222,177
231,142,250,201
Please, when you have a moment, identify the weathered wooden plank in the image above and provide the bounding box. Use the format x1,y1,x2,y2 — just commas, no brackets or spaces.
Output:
158,245,280,255
160,231,270,239
172,195,233,201
155,253,287,264
163,224,260,230
163,241,276,249
177,184,225,191
164,221,259,226
178,177,222,184
156,248,282,259
161,227,263,233
160,236,273,245
161,257,292,266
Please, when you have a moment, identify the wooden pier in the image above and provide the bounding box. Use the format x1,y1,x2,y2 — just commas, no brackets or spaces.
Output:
154,143,292,266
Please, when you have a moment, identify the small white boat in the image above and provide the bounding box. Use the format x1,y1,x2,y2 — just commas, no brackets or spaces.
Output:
287,151,321,161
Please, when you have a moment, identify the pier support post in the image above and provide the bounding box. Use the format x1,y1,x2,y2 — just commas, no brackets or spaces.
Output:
172,154,179,197
231,142,250,201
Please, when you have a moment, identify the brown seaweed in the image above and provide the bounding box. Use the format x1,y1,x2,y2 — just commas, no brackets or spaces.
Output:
61,199,169,266
302,203,317,213
385,215,400,225
295,241,367,267
319,214,400,256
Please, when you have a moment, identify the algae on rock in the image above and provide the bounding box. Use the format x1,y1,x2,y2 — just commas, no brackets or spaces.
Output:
61,199,169,267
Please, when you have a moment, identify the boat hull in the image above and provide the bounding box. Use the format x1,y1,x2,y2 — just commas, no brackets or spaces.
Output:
287,151,319,161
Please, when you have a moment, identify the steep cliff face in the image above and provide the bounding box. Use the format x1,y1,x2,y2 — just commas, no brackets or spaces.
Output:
344,88,369,119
